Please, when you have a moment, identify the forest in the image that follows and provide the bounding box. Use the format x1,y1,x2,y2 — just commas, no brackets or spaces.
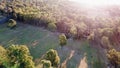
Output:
0,0,120,68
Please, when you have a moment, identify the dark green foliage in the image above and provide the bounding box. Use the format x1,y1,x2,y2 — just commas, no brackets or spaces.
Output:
41,60,51,68
0,46,8,67
44,49,60,67
7,45,35,68
7,19,17,29
59,34,67,46
0,45,35,68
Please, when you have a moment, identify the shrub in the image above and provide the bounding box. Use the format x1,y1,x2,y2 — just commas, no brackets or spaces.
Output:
101,36,111,49
7,45,35,68
70,26,77,35
48,23,57,31
107,49,120,68
0,44,35,68
44,49,60,67
12,12,17,20
59,33,67,46
0,5,5,14
7,19,17,29
0,46,8,67
41,60,51,68
87,32,95,41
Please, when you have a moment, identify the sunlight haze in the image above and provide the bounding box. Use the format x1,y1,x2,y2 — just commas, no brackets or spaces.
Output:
69,0,120,6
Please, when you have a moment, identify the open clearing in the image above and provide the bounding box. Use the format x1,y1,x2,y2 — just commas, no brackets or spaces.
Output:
0,23,105,68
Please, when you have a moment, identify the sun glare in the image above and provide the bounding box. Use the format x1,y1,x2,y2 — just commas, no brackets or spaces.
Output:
70,0,120,6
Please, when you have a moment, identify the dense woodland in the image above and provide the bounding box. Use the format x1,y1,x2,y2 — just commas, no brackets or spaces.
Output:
0,0,120,68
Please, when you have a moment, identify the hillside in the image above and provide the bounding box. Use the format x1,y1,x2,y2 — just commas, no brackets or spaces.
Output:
0,0,120,68
0,22,104,68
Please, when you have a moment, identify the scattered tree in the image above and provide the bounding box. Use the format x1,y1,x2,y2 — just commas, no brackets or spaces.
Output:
59,33,67,46
7,44,35,68
70,26,77,36
48,23,57,31
7,19,17,29
101,36,111,49
87,31,95,41
41,60,51,68
0,46,8,67
44,49,60,67
107,49,120,68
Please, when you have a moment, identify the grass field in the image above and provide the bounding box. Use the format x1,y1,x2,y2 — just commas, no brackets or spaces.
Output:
0,23,105,68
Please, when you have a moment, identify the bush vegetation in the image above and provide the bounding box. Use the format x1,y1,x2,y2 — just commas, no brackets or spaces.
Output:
7,19,17,29
0,45,34,68
48,23,57,31
0,46,8,67
43,49,60,67
107,49,120,68
0,44,60,68
59,34,67,46
41,60,52,68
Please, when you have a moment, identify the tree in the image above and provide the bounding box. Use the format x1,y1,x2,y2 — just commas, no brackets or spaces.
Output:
107,49,120,68
7,19,17,29
75,22,87,39
70,26,77,37
87,31,95,41
0,3,5,15
11,10,17,20
59,34,67,46
44,49,60,67
41,60,51,68
0,46,8,67
7,44,35,68
48,23,56,31
101,36,111,49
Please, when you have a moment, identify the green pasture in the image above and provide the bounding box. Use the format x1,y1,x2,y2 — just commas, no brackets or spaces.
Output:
0,23,105,68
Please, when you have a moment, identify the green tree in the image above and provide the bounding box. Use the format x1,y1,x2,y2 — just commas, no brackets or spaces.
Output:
7,19,17,29
59,34,67,46
107,49,120,68
44,49,60,67
87,31,95,41
0,46,8,67
41,60,51,68
70,26,77,36
48,23,56,31
101,36,111,49
7,44,34,68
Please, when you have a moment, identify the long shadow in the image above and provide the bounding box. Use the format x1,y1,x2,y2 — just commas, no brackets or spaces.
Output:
0,15,11,24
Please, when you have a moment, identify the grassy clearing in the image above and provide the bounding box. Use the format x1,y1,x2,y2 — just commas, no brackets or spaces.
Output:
0,23,104,68
0,23,59,59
